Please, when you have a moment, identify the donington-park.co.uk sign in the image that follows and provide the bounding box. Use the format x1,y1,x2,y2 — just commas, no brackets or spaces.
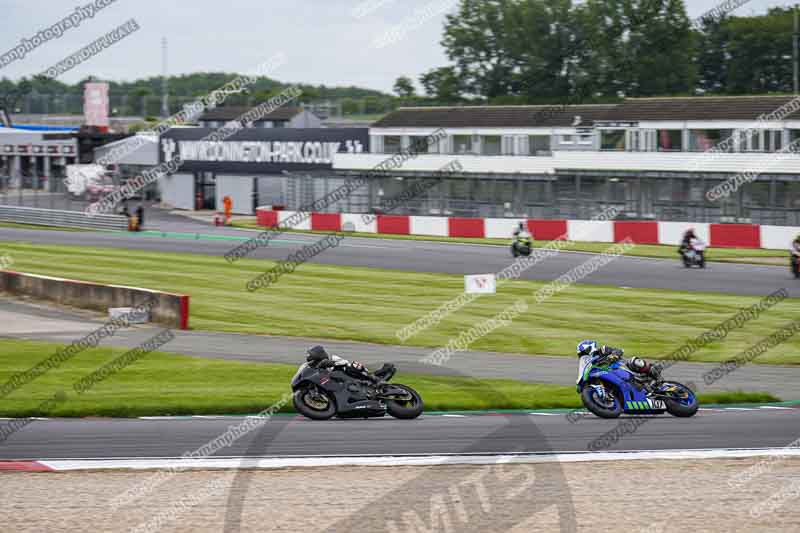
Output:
159,127,370,174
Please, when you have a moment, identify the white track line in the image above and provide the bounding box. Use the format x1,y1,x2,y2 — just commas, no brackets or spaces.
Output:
34,448,800,472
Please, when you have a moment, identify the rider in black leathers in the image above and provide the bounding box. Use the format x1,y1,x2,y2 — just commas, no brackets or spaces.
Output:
678,228,697,255
306,345,394,384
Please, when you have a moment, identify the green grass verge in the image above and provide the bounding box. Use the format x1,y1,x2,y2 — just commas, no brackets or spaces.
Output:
0,221,85,232
231,219,788,265
0,340,780,417
2,241,799,364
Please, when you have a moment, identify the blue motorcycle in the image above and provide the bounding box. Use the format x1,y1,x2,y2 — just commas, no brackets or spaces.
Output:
577,357,698,419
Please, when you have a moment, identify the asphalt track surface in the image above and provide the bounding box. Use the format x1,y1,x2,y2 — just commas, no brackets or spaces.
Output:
2,215,799,460
1,407,799,460
1,225,798,298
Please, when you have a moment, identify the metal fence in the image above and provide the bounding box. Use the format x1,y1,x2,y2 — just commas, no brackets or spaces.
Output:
0,205,128,230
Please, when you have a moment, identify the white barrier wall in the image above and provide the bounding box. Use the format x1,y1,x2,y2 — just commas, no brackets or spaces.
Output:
410,216,448,236
761,225,798,250
277,210,311,230
567,220,614,242
658,222,711,246
341,213,376,233
485,218,526,239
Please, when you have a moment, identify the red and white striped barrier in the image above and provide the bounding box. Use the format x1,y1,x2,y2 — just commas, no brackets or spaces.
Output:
256,209,798,250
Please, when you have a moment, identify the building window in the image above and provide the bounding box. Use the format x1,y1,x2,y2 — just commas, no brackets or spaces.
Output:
453,135,472,154
658,130,682,151
481,135,501,155
578,134,593,145
384,136,402,153
766,130,783,152
274,122,285,128
410,136,430,154
529,135,551,155
689,130,733,152
560,135,574,145
739,129,763,152
600,130,625,151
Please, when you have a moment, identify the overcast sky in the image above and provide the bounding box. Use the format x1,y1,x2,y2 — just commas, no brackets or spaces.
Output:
0,0,792,94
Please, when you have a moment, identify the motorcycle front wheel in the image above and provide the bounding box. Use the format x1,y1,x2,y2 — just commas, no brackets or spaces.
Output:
293,387,337,420
385,384,424,420
581,383,622,419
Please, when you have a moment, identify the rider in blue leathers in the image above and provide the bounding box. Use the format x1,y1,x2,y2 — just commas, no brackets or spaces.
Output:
576,340,660,387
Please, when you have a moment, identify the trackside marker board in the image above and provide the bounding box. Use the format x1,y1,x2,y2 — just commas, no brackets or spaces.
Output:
465,274,496,294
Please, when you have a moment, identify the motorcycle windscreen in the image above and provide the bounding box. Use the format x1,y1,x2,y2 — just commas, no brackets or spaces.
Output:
577,355,592,384
292,362,309,384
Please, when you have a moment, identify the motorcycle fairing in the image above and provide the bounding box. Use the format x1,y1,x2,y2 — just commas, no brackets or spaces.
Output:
292,364,388,418
581,361,666,414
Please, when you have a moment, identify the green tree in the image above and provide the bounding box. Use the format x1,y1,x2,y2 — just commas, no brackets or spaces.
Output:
441,0,518,98
419,66,463,102
579,0,695,97
392,76,416,97
725,8,794,94
694,16,730,94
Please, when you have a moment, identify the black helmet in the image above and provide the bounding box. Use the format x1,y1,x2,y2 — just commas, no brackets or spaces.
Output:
306,345,329,363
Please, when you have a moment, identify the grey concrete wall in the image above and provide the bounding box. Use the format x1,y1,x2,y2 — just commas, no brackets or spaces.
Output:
158,173,195,210
0,271,189,329
215,175,254,214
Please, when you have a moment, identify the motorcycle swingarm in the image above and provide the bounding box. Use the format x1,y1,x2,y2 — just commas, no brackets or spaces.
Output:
377,386,412,401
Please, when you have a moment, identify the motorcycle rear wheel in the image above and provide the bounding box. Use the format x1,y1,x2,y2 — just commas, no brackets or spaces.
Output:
385,384,424,420
662,382,699,418
293,387,336,420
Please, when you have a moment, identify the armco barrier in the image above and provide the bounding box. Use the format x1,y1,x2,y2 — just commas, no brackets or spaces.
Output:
0,271,190,330
449,217,485,238
710,223,761,248
377,215,410,235
255,208,797,249
0,205,128,231
256,209,278,227
311,213,341,232
528,219,568,240
614,221,659,244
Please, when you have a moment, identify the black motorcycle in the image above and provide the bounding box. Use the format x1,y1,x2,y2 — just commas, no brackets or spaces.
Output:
291,359,424,420
792,252,800,279
680,239,706,268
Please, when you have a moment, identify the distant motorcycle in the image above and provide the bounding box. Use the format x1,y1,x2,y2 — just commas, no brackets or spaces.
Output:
577,355,698,419
680,238,706,268
511,231,533,257
291,359,424,420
